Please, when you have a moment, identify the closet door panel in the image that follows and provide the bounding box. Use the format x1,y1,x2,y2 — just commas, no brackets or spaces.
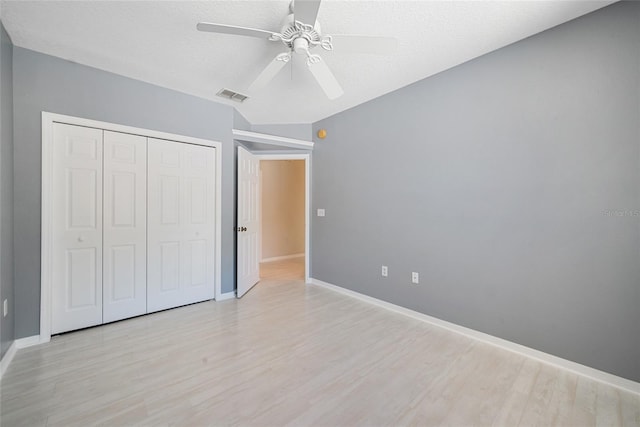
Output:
148,139,183,312
183,147,216,295
52,123,103,334
103,131,147,323
147,139,216,312
160,241,180,291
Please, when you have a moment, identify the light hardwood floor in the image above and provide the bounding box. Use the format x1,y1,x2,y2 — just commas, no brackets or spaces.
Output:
1,258,638,426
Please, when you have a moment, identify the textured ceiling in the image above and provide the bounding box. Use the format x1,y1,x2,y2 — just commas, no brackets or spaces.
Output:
1,0,615,124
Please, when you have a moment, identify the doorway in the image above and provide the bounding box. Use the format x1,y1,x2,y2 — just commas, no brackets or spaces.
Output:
236,150,310,297
259,158,306,281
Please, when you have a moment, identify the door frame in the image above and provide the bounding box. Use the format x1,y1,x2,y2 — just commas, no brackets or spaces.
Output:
41,112,223,343
253,152,311,284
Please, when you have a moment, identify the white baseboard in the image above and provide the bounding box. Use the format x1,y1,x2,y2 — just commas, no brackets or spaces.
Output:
216,291,236,301
0,335,42,380
261,253,305,263
16,335,44,348
0,341,17,379
309,278,640,396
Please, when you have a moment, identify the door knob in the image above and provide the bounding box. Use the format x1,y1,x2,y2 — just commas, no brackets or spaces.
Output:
237,226,247,232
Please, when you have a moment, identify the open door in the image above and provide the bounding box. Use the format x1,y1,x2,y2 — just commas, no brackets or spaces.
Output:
236,146,260,297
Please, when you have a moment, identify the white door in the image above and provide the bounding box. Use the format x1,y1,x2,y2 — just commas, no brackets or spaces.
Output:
51,123,103,334
237,146,260,297
102,131,147,323
147,138,216,312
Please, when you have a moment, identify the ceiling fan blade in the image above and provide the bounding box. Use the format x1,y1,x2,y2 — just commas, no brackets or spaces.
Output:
248,53,291,92
330,35,398,55
294,0,322,26
308,57,344,100
196,22,275,40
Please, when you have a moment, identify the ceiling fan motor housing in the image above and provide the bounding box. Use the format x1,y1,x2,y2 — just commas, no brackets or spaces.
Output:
280,14,322,52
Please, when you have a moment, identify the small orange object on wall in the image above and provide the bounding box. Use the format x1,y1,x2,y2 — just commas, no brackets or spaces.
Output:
317,129,327,139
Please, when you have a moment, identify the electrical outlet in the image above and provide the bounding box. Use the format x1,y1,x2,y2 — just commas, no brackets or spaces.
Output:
317,209,325,217
3,299,7,317
381,266,388,277
411,272,419,284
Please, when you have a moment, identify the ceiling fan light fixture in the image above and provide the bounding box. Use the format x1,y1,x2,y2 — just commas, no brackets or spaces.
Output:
293,37,310,53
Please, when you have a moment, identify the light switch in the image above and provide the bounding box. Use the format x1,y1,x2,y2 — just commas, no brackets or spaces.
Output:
317,209,325,217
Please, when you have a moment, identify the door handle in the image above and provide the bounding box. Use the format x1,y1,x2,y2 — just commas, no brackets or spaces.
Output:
236,226,247,232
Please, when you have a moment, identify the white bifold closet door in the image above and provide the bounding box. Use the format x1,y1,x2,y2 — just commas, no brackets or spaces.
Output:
51,123,104,334
147,138,216,313
102,131,147,323
51,124,216,334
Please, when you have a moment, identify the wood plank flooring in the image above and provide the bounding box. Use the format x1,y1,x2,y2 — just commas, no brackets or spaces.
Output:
1,258,638,426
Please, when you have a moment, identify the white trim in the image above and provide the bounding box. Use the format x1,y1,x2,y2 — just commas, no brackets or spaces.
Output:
15,335,44,348
213,131,223,310
261,253,305,263
46,113,222,148
304,155,311,284
41,114,54,343
215,291,236,301
41,112,223,342
0,341,17,379
258,166,263,266
309,278,640,396
1,335,43,379
233,129,314,150
255,153,311,284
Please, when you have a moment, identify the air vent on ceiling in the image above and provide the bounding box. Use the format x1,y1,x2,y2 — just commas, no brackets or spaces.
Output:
216,88,249,103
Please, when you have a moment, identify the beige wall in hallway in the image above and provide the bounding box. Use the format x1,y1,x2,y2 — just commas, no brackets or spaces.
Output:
261,160,305,260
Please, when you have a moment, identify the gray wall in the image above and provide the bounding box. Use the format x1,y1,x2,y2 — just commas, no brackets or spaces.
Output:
0,21,15,358
233,109,251,132
13,47,238,339
312,1,640,382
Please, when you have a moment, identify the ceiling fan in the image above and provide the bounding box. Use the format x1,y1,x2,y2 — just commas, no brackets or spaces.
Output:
197,0,397,100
